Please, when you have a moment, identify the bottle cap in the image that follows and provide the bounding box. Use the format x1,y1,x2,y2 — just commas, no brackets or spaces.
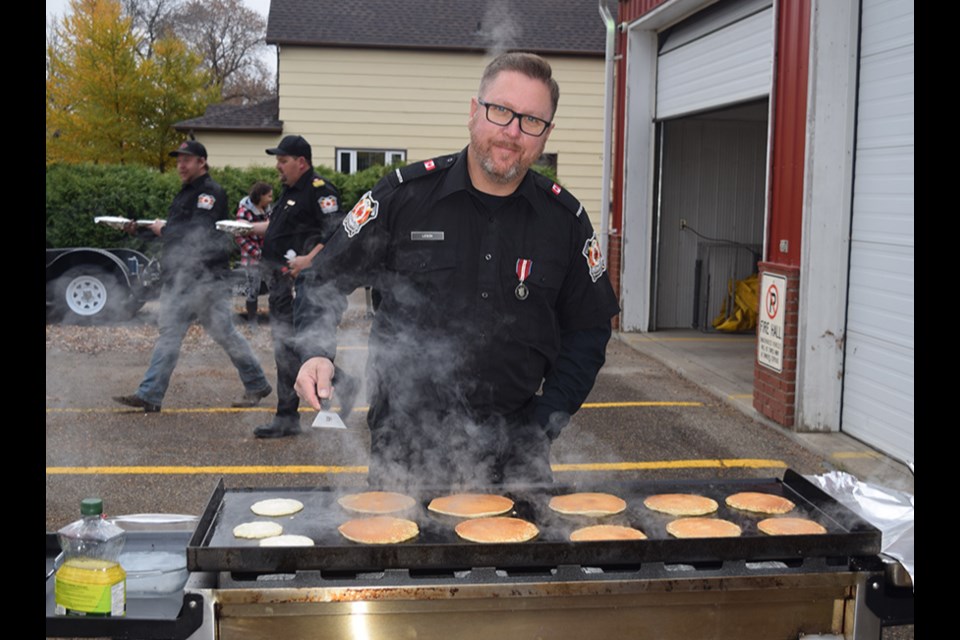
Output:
80,498,104,516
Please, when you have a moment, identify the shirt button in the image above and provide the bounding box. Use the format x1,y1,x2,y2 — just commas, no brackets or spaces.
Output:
484,253,492,261
481,292,489,299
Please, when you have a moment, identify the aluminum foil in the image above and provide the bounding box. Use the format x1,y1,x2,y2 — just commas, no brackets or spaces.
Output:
805,471,914,588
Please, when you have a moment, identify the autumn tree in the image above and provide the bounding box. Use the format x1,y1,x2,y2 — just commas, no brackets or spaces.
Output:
46,0,218,170
166,0,274,104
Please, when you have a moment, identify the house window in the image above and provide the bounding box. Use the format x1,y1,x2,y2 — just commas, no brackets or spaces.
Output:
336,148,406,174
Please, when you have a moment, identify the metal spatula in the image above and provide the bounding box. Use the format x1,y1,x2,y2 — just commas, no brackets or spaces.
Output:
312,410,346,429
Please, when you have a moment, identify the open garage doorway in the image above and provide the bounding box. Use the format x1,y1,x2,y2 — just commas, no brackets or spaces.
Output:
651,99,768,332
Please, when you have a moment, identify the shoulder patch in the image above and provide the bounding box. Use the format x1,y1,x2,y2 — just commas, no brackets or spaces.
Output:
392,153,458,185
197,193,216,210
532,172,584,218
343,191,379,238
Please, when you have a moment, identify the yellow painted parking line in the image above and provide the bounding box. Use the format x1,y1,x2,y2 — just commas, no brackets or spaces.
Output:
46,465,368,475
582,401,703,408
553,459,787,471
728,394,753,400
47,401,703,414
46,459,787,476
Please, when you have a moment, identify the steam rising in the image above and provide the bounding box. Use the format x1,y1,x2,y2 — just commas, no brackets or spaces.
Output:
478,0,522,57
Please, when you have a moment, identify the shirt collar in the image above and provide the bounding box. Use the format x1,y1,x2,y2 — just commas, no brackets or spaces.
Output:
435,146,541,209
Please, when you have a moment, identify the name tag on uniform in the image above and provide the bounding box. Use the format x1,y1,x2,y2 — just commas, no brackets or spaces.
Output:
411,231,444,241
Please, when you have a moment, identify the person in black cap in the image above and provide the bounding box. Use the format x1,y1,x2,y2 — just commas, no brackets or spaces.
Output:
113,140,273,413
253,134,354,438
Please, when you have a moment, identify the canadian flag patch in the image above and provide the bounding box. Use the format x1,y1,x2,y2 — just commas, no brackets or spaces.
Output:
551,183,562,196
424,160,436,171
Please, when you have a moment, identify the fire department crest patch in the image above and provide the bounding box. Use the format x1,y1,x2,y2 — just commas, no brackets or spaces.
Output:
343,191,379,238
319,195,338,213
197,193,215,210
582,232,606,283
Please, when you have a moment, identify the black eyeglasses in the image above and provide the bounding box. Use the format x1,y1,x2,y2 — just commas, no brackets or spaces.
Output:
477,99,552,137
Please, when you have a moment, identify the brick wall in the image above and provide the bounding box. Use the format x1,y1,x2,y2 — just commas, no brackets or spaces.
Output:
753,262,800,428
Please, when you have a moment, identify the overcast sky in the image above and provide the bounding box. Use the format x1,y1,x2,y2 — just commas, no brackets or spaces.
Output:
45,0,276,71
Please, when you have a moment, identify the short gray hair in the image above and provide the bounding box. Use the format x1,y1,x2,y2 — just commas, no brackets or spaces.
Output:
478,52,560,119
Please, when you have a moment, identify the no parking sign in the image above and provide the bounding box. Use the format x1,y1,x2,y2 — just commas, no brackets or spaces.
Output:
757,273,786,372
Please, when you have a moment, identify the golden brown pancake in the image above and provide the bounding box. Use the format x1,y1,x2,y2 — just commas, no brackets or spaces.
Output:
427,493,514,518
757,517,827,536
337,491,416,514
338,516,420,544
250,498,304,517
569,524,647,541
233,521,283,539
455,517,539,543
644,494,718,516
548,492,627,517
666,517,742,538
725,492,796,515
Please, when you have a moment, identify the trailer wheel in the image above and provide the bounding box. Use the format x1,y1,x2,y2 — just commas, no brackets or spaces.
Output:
52,266,132,324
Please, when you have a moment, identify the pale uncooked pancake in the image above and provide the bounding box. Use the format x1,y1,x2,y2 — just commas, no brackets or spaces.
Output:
338,516,420,544
427,493,514,518
665,517,742,538
258,534,314,547
643,493,718,516
337,491,416,514
757,517,827,536
233,521,283,539
250,498,304,517
569,524,647,541
548,492,627,517
725,492,796,515
455,517,539,543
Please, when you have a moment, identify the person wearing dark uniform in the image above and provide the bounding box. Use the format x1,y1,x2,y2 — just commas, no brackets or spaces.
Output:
254,135,348,438
114,140,272,413
293,53,619,486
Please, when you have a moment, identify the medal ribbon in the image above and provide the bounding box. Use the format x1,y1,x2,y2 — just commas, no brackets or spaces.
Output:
515,258,532,285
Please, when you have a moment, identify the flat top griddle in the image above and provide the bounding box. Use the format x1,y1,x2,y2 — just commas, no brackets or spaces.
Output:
187,470,881,574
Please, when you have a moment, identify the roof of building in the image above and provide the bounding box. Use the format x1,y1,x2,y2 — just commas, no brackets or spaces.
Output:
266,0,610,56
173,97,282,133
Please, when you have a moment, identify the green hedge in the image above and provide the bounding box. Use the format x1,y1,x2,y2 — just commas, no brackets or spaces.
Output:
46,160,559,249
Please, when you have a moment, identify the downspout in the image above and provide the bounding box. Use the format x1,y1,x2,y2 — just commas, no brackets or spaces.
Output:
598,0,616,258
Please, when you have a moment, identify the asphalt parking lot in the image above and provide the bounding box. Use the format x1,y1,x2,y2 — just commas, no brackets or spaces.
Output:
44,295,912,639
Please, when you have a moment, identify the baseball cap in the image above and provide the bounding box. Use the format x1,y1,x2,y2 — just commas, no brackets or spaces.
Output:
168,140,208,158
266,135,312,164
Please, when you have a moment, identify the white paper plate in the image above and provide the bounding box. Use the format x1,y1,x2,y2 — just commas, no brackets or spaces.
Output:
215,220,254,236
94,215,133,229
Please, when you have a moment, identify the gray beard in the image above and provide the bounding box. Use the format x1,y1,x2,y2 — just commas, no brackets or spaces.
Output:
480,154,522,184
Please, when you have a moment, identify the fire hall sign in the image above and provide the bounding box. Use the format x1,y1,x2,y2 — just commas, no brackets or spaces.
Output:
757,272,786,373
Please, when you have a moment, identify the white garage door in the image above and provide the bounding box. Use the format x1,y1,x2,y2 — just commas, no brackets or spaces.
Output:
656,0,773,120
841,0,914,464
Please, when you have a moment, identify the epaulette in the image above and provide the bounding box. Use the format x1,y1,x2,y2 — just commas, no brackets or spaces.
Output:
387,153,458,188
532,171,585,218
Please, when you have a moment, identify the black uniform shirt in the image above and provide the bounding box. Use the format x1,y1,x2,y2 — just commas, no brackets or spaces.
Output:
297,147,620,422
262,169,342,266
159,172,231,281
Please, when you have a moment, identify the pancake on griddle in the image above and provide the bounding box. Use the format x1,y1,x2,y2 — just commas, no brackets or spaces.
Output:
258,534,314,546
757,517,827,536
250,498,304,517
337,491,416,514
233,521,283,539
569,524,647,541
454,516,539,543
338,516,420,544
548,492,627,517
725,491,795,515
427,493,514,518
665,517,742,538
644,493,718,516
